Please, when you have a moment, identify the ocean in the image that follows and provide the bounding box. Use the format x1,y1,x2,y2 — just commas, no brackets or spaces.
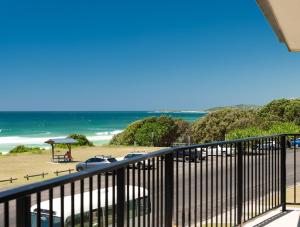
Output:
0,111,206,153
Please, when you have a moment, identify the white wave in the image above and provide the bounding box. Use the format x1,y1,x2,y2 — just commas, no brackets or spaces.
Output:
90,130,123,141
0,136,65,145
0,130,124,152
95,130,123,136
149,110,206,114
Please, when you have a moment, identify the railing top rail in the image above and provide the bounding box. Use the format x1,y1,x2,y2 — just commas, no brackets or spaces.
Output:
0,133,298,203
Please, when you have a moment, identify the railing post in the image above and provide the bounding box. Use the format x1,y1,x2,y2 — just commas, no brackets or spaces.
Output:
165,153,174,227
237,142,243,226
117,167,125,227
280,135,287,211
16,195,31,227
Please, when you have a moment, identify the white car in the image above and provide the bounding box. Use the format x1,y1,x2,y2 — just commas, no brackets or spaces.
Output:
204,145,235,156
76,156,117,171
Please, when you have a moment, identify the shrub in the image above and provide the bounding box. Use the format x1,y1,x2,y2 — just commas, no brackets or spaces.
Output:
174,119,191,143
68,134,94,147
259,98,300,125
10,145,43,154
110,120,144,145
226,122,300,140
191,108,260,143
110,116,187,146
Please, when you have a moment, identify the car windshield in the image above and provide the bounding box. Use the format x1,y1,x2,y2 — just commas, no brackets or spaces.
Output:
87,158,104,163
125,154,144,159
108,158,117,163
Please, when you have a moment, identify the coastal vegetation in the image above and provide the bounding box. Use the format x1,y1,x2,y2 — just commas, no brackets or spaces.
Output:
67,134,94,147
9,134,93,154
55,134,94,149
111,98,300,145
205,104,260,112
190,108,260,143
10,145,44,154
110,116,189,146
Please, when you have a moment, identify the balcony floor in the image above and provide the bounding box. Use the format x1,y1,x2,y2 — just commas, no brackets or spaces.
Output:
244,206,300,227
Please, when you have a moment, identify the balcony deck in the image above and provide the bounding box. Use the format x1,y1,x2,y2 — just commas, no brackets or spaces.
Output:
244,206,300,227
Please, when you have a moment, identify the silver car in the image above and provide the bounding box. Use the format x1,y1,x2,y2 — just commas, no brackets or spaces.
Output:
76,156,117,171
123,152,153,169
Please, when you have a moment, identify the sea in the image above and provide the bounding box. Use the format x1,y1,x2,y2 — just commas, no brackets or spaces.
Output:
0,111,206,153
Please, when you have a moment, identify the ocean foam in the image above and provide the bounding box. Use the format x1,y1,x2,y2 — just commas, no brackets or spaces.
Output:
89,130,123,141
0,136,65,145
0,130,123,150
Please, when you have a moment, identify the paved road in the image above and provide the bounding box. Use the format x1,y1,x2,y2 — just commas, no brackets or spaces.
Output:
1,149,300,226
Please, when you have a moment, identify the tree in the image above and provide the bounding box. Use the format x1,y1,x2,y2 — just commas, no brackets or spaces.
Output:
226,122,300,140
191,108,260,143
259,98,300,125
110,116,188,146
68,134,94,146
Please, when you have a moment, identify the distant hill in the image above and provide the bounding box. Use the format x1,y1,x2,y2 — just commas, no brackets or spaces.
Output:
205,104,261,112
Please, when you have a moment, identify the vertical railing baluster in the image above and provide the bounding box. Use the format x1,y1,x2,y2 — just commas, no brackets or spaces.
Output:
156,157,160,227
97,174,101,227
16,195,31,227
165,153,174,227
60,185,64,227
151,158,155,227
49,188,53,227
216,145,219,227
237,142,243,226
117,168,125,227
182,149,186,227
294,135,297,203
142,161,146,227
126,166,130,227
200,147,203,225
4,201,9,227
280,135,287,211
37,192,41,227
147,159,151,227
188,149,191,227
160,156,164,226
80,179,84,227
71,182,75,227
105,173,109,227
211,146,214,225
89,177,93,227
112,171,116,227
194,148,198,226
176,151,179,227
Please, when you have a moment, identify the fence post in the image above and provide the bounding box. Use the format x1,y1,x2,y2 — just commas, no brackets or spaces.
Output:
117,167,125,227
16,195,31,227
280,135,287,211
165,153,174,227
237,142,243,226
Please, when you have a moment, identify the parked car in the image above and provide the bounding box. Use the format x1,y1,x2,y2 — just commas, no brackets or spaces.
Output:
205,146,235,156
291,138,300,147
123,152,153,169
176,148,207,162
252,141,278,151
76,156,117,171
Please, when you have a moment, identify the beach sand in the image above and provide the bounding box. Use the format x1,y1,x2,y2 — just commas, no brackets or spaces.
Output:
0,145,161,189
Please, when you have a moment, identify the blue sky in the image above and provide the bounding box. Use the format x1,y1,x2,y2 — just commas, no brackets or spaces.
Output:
0,0,299,111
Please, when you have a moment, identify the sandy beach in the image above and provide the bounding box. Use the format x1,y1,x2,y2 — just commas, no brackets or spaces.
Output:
0,145,161,189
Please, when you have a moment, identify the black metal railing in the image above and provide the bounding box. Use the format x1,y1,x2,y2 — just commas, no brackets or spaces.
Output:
0,134,299,227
